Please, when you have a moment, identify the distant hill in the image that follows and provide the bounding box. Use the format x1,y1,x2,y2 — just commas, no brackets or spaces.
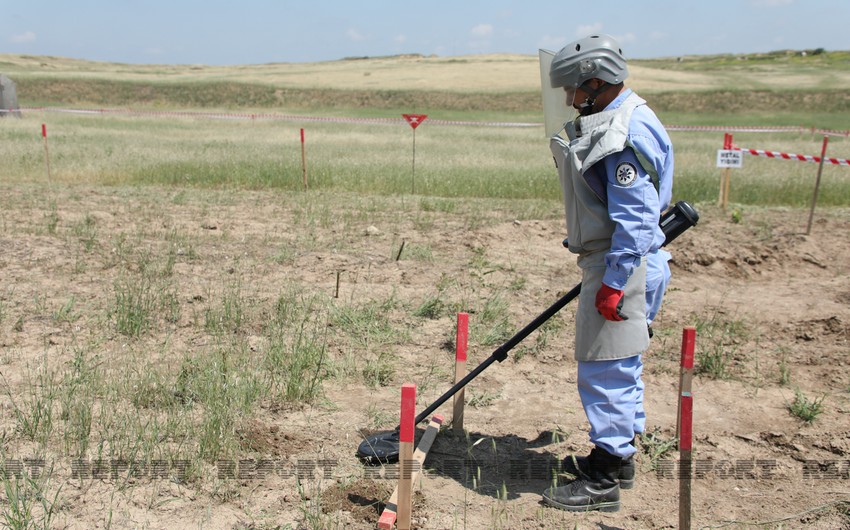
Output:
2,51,848,114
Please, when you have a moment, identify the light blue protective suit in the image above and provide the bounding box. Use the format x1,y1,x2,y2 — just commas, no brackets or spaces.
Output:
551,89,673,459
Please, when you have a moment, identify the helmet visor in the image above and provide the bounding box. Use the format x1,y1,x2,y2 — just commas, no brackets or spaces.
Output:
564,87,577,109
539,49,576,137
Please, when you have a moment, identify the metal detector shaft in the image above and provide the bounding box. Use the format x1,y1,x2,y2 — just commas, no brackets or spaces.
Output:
414,283,582,425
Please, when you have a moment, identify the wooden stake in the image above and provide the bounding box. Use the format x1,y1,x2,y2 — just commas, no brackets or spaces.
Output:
806,135,829,235
411,127,416,194
300,128,308,191
452,312,468,433
377,415,443,530
334,271,341,299
42,123,52,186
718,133,732,209
677,327,696,530
721,167,731,209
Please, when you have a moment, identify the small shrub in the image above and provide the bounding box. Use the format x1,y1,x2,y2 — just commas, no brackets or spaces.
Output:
778,357,791,386
788,388,825,423
730,208,743,224
362,353,395,388
44,200,60,235
72,214,99,252
641,428,678,471
4,367,57,447
694,312,747,380
413,293,445,319
477,294,512,346
204,281,245,335
468,389,500,408
111,274,157,337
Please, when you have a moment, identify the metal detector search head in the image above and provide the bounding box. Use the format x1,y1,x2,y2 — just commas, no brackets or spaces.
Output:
358,429,401,465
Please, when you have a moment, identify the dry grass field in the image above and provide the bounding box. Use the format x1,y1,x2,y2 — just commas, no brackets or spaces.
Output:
5,51,850,93
0,51,849,529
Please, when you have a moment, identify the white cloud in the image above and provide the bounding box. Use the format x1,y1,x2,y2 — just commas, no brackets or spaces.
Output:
346,28,366,42
10,31,36,44
471,23,493,38
575,23,603,37
394,34,407,44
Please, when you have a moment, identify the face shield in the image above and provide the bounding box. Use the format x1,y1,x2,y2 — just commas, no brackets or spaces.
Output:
564,87,577,109
539,49,577,138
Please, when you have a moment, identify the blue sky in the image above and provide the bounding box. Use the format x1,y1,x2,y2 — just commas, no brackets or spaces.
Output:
2,0,847,65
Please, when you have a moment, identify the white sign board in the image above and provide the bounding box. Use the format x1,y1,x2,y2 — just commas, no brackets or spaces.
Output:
716,149,743,168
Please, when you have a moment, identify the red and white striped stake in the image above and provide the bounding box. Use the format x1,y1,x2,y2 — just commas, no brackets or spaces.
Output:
300,128,308,191
677,326,696,530
397,383,416,530
453,312,469,433
41,123,52,186
806,136,829,235
377,414,442,530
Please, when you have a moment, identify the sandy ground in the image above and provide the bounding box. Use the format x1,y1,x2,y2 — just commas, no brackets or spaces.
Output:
0,184,848,529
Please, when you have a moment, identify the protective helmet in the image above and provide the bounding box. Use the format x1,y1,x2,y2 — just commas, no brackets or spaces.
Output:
549,34,628,89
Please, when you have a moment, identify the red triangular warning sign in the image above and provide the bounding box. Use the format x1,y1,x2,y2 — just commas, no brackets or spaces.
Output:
402,114,428,129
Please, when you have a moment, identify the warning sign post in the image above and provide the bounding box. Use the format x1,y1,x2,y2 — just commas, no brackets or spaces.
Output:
717,134,736,208
402,114,427,194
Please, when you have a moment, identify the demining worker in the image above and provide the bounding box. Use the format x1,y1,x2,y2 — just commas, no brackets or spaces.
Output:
541,34,674,512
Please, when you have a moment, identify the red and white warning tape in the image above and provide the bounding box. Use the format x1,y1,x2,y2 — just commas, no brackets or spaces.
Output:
667,124,850,137
734,147,850,167
4,106,850,138
7,106,539,128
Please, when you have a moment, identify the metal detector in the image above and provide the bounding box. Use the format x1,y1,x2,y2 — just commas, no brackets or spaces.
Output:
357,201,700,465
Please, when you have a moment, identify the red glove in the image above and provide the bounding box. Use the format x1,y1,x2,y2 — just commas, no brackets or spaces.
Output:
595,283,628,321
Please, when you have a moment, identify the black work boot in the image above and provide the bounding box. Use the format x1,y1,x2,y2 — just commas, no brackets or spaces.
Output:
560,437,637,489
542,446,622,512
561,453,635,489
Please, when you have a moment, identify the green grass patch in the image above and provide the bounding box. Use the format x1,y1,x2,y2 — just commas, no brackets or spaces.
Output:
2,110,847,207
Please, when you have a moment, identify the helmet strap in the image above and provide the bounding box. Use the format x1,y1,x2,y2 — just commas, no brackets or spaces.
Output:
576,80,610,116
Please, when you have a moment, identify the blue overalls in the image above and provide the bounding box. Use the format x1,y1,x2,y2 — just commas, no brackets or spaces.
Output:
551,89,674,459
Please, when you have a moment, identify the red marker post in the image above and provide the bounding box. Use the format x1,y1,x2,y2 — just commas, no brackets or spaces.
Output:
453,312,469,433
300,128,308,191
402,114,427,194
42,123,52,186
718,133,734,208
396,383,416,530
677,327,696,530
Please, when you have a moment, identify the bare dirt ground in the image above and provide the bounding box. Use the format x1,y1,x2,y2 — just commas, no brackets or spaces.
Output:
1,184,849,529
